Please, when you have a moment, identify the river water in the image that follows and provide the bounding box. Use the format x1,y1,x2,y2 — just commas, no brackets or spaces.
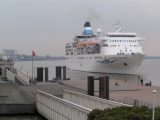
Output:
14,59,160,87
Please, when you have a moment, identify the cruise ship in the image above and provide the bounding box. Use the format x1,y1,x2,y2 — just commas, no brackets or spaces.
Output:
65,21,146,75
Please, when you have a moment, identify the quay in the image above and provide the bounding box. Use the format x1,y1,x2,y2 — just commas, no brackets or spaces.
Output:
62,79,160,105
1,66,160,119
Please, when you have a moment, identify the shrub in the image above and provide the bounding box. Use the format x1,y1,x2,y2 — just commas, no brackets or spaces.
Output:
87,106,160,120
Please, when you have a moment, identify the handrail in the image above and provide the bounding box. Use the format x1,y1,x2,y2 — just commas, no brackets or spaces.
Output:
36,90,91,120
63,89,132,110
6,69,15,82
17,69,30,85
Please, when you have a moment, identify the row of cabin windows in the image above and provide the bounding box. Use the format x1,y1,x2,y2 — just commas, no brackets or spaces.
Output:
66,49,73,52
66,52,73,55
110,40,137,42
66,46,71,49
66,57,102,60
76,57,102,59
109,45,138,47
76,35,96,38
108,35,135,37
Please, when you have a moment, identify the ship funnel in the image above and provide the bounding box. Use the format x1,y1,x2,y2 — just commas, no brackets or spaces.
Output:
82,22,93,35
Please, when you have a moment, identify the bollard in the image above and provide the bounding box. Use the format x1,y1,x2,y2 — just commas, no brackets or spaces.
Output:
87,76,94,96
37,67,43,81
99,76,109,99
56,66,61,79
45,67,48,81
63,66,66,80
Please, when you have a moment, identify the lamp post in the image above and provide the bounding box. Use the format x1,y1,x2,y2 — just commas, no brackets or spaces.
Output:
152,90,157,120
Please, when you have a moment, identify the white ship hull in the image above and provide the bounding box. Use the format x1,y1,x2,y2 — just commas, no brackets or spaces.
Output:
65,54,146,75
65,21,146,75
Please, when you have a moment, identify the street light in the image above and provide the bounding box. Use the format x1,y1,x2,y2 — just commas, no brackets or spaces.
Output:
152,90,157,120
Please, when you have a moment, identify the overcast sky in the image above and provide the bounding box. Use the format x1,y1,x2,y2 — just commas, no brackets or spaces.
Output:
0,0,160,56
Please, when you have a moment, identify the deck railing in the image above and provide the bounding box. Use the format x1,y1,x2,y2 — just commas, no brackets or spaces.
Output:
6,69,15,82
17,69,30,85
63,90,132,110
124,97,159,108
36,90,91,120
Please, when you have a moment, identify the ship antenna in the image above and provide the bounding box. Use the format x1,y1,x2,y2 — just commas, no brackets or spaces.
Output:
113,20,122,33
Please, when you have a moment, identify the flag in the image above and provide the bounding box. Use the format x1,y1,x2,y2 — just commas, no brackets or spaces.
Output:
32,51,35,57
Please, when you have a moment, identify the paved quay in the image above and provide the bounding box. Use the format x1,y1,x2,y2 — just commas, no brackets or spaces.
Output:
0,83,25,98
0,82,32,104
21,82,87,98
62,80,160,105
107,80,160,105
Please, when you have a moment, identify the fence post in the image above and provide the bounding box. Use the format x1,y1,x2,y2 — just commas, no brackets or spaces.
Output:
99,76,109,99
63,66,66,80
87,76,94,96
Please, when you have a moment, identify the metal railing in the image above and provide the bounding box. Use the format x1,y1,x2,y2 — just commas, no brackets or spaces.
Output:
124,97,159,108
6,69,15,82
66,76,87,80
63,90,132,110
36,90,92,120
17,69,30,85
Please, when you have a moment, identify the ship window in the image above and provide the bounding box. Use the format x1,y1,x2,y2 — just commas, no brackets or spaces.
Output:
117,40,119,42
129,40,130,42
110,40,112,42
71,52,73,55
66,53,69,55
79,57,84,59
94,56,102,59
110,45,116,47
65,57,69,59
118,45,120,47
130,45,132,47
120,40,121,42
85,57,88,59
89,57,92,59
112,40,114,42
103,44,108,47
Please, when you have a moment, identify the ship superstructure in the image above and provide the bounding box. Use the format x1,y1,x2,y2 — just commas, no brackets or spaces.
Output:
65,21,146,75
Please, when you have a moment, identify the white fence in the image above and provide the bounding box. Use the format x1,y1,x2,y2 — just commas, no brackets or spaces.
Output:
17,69,30,85
6,69,15,82
36,90,91,120
63,90,132,110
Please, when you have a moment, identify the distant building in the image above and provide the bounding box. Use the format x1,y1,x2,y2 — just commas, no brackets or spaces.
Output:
3,49,17,56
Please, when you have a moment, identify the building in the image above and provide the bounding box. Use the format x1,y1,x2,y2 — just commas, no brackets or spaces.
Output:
3,49,17,56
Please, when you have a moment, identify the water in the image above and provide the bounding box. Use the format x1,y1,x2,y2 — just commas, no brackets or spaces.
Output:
14,59,160,87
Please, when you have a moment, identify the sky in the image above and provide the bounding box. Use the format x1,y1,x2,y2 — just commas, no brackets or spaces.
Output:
0,0,160,56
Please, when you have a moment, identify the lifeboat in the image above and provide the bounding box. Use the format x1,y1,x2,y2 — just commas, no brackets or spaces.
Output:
86,42,98,45
76,44,86,48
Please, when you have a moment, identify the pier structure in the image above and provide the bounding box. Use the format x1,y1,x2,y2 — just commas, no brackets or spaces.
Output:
0,60,14,79
2,68,160,119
